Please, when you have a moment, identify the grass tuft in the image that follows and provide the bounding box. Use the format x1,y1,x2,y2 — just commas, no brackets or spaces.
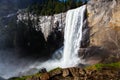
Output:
85,62,120,70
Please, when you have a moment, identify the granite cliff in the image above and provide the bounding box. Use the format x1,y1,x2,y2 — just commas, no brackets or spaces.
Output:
17,11,66,41
87,0,120,50
79,0,120,65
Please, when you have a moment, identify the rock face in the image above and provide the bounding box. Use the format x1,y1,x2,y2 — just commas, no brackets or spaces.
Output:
87,0,120,50
17,11,66,40
17,11,65,54
17,8,90,48
79,46,110,64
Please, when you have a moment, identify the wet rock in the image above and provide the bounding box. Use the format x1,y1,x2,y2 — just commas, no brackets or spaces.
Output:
79,46,110,65
79,69,86,76
73,77,81,80
40,73,49,80
69,67,80,77
62,69,70,77
39,68,47,73
49,69,62,77
27,76,40,80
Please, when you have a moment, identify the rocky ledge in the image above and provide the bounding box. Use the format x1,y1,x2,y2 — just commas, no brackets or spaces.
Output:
9,62,120,80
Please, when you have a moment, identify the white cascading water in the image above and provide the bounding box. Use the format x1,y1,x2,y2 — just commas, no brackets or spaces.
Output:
62,5,86,67
36,5,86,70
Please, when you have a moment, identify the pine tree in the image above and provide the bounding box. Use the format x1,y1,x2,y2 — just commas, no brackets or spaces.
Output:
27,0,84,16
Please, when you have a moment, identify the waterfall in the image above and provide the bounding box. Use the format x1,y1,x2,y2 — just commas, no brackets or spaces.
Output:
36,5,86,70
0,5,86,79
62,5,86,67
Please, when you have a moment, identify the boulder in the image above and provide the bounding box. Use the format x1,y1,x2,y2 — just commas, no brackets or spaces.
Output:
79,46,110,65
40,73,49,80
62,69,70,77
49,68,62,77
69,67,80,77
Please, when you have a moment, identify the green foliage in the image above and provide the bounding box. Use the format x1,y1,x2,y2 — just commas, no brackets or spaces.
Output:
27,0,83,16
9,76,32,80
49,67,62,72
9,72,42,80
85,62,120,70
